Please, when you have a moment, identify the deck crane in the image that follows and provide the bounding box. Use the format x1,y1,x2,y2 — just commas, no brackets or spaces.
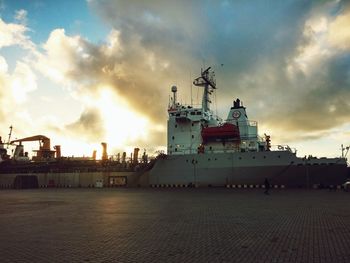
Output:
10,135,56,161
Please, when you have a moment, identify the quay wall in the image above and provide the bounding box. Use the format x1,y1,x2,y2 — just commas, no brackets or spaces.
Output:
0,171,148,188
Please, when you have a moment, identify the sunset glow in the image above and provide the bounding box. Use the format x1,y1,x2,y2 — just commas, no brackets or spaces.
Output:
95,89,149,148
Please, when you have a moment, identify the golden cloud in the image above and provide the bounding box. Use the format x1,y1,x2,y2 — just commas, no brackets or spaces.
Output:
328,8,350,50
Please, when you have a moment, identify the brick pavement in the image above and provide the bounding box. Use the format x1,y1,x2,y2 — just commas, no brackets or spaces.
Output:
0,188,349,263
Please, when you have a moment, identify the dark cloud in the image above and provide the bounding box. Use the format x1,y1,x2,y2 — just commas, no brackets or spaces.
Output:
266,53,350,134
65,108,105,140
63,0,350,144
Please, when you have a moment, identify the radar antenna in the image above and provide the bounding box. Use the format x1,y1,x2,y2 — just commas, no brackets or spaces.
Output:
193,67,216,112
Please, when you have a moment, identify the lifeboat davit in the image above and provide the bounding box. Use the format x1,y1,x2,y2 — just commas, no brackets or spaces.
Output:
201,123,240,143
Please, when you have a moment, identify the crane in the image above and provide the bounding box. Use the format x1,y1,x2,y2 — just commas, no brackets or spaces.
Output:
10,135,56,161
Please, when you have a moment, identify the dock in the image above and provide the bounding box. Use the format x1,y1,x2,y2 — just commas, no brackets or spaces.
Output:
0,188,349,262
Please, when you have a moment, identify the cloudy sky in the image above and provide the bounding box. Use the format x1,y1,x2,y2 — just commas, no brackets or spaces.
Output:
0,0,350,158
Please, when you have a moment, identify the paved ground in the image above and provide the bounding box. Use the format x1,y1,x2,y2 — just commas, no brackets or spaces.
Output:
0,188,349,263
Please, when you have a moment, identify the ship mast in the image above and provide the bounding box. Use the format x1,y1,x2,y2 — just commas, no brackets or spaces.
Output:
193,67,216,112
7,125,13,149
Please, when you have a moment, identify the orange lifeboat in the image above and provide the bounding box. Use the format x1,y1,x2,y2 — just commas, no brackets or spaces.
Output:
201,123,240,143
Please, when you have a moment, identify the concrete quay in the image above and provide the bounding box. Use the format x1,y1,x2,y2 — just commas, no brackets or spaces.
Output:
0,188,349,263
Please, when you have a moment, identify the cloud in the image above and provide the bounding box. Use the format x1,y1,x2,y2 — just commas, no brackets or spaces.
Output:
2,0,350,155
0,17,33,49
35,27,171,146
33,29,170,144
65,108,105,140
88,2,308,92
328,6,350,50
255,2,350,141
14,9,28,25
0,56,37,104
36,28,85,82
11,61,37,103
0,14,40,140
0,56,8,120
32,0,350,146
0,57,38,140
0,55,7,73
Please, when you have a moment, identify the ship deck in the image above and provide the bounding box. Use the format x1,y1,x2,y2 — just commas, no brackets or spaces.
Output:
0,188,349,262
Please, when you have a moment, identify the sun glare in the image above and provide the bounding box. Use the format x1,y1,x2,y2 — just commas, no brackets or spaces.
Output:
96,88,149,149
46,88,150,159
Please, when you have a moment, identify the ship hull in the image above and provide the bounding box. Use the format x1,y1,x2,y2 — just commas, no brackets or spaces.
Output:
149,151,348,187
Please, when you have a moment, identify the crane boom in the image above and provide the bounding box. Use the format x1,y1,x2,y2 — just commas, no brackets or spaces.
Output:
11,135,51,150
10,135,55,160
11,135,49,143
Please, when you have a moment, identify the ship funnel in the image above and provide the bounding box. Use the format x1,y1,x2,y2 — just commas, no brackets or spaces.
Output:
133,148,140,164
101,142,108,161
92,150,97,160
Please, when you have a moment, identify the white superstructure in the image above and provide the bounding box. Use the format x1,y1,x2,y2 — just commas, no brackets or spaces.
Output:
167,67,268,155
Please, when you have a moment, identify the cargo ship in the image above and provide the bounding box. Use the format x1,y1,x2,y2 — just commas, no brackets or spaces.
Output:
0,67,348,189
0,133,153,188
148,67,349,188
